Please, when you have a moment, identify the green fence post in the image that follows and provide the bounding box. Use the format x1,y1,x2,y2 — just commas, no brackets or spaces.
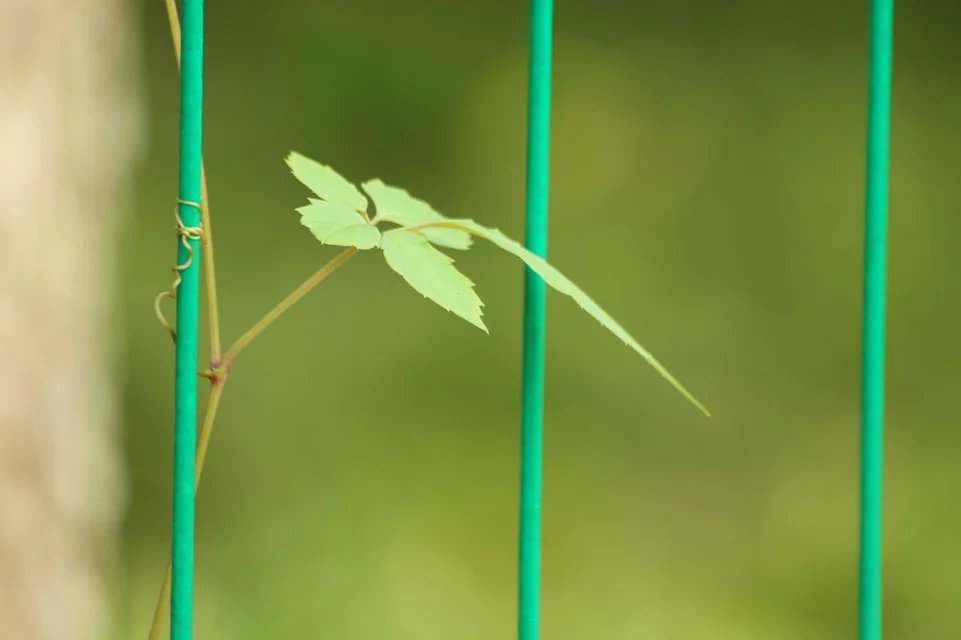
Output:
519,0,553,639
859,1,894,639
172,0,205,637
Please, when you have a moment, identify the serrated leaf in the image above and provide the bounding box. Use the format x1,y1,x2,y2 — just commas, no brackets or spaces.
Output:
363,179,472,250
287,152,368,212
413,218,709,415
297,199,381,249
381,229,486,332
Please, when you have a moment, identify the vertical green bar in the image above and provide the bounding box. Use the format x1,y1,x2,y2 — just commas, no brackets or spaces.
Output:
172,0,204,638
859,1,893,639
519,0,552,639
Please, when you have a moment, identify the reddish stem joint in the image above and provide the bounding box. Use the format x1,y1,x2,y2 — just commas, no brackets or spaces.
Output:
199,360,229,384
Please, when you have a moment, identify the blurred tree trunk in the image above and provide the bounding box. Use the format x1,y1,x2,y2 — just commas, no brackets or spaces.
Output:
0,0,140,638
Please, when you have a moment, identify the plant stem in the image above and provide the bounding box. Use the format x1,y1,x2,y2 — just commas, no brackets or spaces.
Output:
147,247,354,635
148,247,357,635
147,247,355,636
200,176,222,361
223,247,357,367
194,382,226,477
165,0,222,362
147,564,172,640
147,382,226,640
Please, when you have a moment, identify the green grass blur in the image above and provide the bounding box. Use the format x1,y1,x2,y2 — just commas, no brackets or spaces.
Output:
116,1,961,637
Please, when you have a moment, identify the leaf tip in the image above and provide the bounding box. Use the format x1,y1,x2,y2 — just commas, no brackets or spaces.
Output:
467,320,489,333
679,388,711,417
472,316,489,333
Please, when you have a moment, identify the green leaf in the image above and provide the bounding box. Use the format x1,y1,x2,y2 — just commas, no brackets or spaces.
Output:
381,229,486,332
296,199,381,249
362,179,472,251
416,218,709,415
283,155,705,414
287,152,368,212
325,224,382,250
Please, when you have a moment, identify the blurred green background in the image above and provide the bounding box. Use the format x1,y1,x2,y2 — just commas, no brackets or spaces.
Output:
116,1,961,637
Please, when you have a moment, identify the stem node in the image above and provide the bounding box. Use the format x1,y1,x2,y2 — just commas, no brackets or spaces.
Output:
200,361,229,384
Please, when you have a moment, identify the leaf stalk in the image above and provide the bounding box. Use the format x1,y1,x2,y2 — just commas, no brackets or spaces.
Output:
222,247,357,367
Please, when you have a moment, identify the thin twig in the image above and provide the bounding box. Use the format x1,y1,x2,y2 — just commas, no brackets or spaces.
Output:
223,247,358,367
147,247,358,636
147,564,171,640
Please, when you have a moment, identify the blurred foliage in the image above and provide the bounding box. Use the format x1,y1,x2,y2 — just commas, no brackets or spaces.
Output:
116,0,961,637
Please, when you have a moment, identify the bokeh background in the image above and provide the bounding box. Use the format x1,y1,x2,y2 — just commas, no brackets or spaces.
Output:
116,1,961,638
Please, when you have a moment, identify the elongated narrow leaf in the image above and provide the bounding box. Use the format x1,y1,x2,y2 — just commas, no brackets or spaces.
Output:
296,199,381,249
381,229,486,331
287,152,368,212
417,218,709,415
363,179,472,251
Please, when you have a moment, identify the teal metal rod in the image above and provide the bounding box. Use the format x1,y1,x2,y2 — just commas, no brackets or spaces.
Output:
859,1,893,639
172,0,205,637
519,0,553,638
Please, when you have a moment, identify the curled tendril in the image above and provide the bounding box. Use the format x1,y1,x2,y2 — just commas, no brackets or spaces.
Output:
154,200,204,342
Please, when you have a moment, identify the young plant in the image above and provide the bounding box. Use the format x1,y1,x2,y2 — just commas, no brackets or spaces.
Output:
152,7,706,640
285,152,708,413
147,153,708,638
